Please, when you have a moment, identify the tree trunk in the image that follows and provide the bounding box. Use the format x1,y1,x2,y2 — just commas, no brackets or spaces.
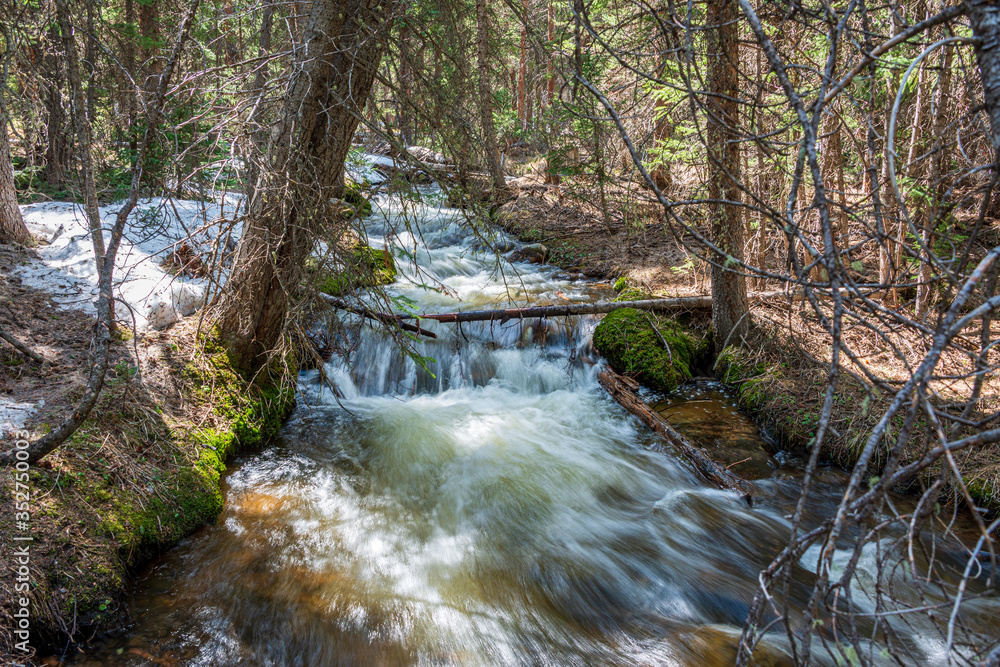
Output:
44,22,68,187
475,0,508,196
968,1,1000,157
398,23,412,144
216,0,396,375
879,10,902,303
915,36,953,320
706,0,749,349
0,111,29,245
649,4,675,192
546,1,555,107
123,0,137,153
56,0,106,278
85,0,97,124
139,0,161,86
517,0,528,131
821,103,847,255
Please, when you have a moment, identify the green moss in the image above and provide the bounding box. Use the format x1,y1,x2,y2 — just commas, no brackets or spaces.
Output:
317,244,397,296
967,479,998,515
613,277,629,292
36,333,296,638
593,308,705,391
615,287,653,303
717,346,769,411
342,182,372,216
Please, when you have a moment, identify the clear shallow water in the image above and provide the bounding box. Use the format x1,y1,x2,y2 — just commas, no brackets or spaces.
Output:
76,189,998,666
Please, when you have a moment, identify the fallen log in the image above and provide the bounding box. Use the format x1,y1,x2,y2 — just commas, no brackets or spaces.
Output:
374,158,491,182
324,291,802,333
395,297,715,322
319,293,437,338
597,367,754,505
393,291,799,323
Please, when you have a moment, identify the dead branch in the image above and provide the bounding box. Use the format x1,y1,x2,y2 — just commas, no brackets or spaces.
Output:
597,366,754,505
319,293,437,338
0,325,49,364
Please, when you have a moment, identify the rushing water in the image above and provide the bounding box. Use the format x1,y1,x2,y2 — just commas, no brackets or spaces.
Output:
77,187,998,666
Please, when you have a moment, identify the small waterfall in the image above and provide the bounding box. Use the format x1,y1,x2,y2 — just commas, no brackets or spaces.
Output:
300,186,606,401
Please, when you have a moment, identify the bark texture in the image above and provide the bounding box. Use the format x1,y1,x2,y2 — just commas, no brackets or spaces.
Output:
0,112,29,245
968,0,1000,154
216,0,396,375
706,0,749,349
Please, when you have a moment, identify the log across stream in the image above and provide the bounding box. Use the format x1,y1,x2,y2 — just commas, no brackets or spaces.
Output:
75,184,1000,667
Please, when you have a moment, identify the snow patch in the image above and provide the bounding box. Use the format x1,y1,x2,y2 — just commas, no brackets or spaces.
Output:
0,398,42,434
18,197,241,330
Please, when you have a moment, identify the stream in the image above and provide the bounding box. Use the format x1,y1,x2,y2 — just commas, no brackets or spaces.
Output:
78,186,998,666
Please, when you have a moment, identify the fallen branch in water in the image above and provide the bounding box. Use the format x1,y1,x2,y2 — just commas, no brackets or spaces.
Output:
597,367,754,505
0,325,50,364
319,293,437,338
326,292,793,326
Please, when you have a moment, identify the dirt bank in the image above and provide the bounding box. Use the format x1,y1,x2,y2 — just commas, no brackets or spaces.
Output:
0,244,293,664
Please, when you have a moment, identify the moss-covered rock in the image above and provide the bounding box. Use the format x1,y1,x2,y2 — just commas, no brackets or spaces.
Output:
593,308,709,391
315,244,397,296
342,181,372,216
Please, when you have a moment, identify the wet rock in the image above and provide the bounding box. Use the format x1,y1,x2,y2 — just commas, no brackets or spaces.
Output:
508,243,549,264
472,239,517,254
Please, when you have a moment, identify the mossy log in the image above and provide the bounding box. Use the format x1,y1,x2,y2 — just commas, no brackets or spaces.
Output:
598,367,754,504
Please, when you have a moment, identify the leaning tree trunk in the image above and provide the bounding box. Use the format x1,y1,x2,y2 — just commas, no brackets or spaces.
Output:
0,112,29,245
215,0,396,376
706,0,749,349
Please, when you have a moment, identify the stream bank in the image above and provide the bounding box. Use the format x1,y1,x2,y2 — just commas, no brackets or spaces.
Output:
0,272,293,663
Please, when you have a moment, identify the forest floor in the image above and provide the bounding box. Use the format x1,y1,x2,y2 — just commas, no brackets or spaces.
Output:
496,171,1000,511
0,242,291,665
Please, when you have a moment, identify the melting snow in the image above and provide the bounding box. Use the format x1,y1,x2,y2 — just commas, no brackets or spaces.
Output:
17,196,241,329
